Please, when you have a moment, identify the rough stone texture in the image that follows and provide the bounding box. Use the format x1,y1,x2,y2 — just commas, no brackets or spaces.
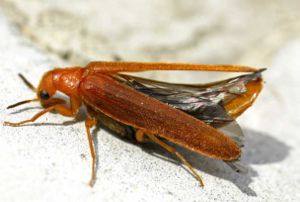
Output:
0,1,299,201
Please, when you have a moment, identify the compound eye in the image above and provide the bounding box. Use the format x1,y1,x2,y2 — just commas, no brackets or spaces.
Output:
39,90,50,100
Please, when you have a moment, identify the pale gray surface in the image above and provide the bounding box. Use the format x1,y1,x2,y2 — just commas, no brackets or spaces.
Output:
0,1,300,202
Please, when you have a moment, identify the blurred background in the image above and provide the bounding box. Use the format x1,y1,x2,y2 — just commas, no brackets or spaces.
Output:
0,0,299,201
1,0,299,66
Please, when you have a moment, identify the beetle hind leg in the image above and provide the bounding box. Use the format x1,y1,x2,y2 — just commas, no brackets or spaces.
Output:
136,130,204,187
135,129,146,143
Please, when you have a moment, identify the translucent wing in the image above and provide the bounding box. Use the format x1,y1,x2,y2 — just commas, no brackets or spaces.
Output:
113,70,263,172
113,70,263,128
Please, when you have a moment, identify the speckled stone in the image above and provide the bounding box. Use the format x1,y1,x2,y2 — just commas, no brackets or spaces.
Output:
0,1,300,201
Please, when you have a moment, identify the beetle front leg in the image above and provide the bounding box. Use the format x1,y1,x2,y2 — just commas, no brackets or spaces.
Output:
52,96,81,117
4,103,77,127
4,97,81,126
4,105,58,126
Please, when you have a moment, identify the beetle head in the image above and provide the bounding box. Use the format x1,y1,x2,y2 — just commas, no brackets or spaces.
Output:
36,70,58,106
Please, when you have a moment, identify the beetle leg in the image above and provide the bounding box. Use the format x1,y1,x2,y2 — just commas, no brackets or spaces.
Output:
85,115,97,187
135,129,146,143
147,133,204,187
4,100,81,126
52,96,81,117
4,105,57,126
4,96,81,126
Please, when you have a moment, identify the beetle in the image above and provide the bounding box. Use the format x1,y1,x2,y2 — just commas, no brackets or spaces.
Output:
4,61,264,187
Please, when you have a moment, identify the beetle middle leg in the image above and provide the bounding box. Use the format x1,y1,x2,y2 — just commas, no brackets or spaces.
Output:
84,115,97,187
135,130,204,187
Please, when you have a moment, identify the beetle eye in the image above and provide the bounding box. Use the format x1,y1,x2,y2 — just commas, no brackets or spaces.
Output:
39,90,50,100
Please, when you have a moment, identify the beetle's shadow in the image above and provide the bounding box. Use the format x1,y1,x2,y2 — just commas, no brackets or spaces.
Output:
99,127,289,196
177,128,289,196
8,106,288,196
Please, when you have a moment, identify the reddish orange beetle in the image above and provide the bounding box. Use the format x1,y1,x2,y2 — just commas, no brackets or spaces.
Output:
4,61,264,187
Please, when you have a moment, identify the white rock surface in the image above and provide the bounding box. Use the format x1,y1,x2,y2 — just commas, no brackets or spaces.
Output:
0,1,300,201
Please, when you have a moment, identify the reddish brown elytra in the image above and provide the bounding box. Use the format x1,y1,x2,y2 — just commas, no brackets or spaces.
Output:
4,61,264,187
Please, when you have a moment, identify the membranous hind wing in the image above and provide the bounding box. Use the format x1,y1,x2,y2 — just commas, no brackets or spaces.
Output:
113,70,264,172
114,70,263,134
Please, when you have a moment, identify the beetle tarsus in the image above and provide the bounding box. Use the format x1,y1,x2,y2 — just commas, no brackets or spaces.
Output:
3,121,20,127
